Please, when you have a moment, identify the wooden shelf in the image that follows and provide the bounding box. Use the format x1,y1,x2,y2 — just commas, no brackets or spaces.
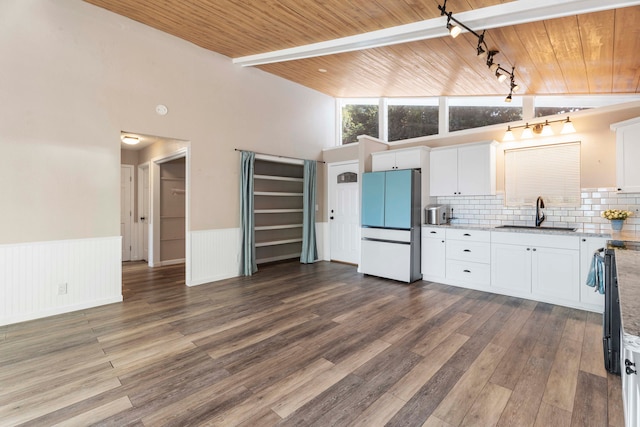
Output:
254,191,303,197
255,174,303,183
255,209,303,214
253,159,304,265
160,177,185,181
255,238,303,248
255,224,303,231
256,253,300,264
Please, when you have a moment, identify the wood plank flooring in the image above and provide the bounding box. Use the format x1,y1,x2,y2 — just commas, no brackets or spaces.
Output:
0,261,624,426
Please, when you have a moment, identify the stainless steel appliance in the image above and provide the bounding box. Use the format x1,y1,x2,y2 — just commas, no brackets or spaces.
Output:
425,205,448,225
601,246,621,375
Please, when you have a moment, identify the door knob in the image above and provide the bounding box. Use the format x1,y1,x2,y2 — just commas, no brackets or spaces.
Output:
330,216,334,220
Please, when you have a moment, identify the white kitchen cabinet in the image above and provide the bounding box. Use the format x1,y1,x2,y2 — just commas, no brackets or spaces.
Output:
445,228,491,289
490,232,580,305
531,246,580,302
430,141,497,196
371,146,429,171
579,236,607,312
611,117,640,193
491,243,532,296
421,227,446,282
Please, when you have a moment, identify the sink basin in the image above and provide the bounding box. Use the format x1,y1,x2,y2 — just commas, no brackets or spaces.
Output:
496,225,577,232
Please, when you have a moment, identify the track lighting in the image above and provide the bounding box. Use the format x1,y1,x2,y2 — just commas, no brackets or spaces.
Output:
438,0,519,102
447,17,462,38
502,116,577,141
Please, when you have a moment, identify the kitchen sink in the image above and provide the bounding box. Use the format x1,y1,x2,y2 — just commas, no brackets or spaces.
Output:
495,225,577,232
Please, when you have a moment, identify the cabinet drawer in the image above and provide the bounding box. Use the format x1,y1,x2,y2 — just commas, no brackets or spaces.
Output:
446,240,490,263
446,260,491,286
422,227,445,238
446,228,491,242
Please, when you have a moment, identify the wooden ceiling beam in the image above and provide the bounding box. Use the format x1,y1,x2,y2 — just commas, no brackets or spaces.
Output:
233,0,640,67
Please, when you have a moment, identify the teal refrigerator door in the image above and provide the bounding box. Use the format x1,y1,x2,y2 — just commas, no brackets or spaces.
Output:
362,171,385,227
384,169,412,229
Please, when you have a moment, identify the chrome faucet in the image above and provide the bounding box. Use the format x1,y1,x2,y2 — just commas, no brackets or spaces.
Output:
535,196,545,227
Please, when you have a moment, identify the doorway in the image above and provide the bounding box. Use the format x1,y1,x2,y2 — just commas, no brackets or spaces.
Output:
328,161,360,265
120,132,190,287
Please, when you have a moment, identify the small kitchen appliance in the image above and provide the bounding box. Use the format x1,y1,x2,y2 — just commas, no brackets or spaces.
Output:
425,205,448,225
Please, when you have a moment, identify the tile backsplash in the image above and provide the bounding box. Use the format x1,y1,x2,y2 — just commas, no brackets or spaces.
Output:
436,188,640,232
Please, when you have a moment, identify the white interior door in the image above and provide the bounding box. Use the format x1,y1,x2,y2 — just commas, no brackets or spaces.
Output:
329,162,360,264
121,165,134,262
139,164,150,262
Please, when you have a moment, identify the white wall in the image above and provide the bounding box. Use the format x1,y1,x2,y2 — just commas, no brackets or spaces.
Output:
0,0,335,324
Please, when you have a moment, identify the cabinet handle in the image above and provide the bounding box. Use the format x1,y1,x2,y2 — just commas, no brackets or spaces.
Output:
582,238,586,242
532,248,537,252
463,269,471,273
527,248,531,251
430,231,437,234
463,233,471,237
463,249,471,252
441,240,445,243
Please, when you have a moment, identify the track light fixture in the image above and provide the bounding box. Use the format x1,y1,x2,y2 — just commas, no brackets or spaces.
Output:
438,0,519,102
502,117,577,141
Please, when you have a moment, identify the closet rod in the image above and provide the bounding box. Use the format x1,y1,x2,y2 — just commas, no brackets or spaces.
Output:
234,148,325,164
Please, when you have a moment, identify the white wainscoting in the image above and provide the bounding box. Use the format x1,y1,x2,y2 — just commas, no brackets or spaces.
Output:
188,224,328,288
189,228,241,286
0,236,122,326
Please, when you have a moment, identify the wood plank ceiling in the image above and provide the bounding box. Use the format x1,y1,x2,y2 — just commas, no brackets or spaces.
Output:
83,0,640,98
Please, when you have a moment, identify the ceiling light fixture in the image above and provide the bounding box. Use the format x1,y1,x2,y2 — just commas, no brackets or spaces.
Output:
438,0,519,102
122,136,139,145
502,116,576,141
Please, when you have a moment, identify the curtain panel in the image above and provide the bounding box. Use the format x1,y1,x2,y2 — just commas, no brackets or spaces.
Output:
300,160,318,264
240,151,257,275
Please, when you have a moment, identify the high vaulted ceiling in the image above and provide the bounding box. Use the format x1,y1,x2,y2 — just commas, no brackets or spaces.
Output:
84,0,640,98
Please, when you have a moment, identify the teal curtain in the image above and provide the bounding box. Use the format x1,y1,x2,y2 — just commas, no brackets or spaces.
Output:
300,160,318,264
240,151,257,275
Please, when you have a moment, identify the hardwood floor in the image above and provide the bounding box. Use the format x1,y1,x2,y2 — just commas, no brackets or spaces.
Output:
0,261,624,426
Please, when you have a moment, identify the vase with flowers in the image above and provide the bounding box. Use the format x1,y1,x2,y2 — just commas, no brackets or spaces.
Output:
601,209,633,231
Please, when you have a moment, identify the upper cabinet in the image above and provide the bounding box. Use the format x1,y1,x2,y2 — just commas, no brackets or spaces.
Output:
371,146,429,171
611,117,640,193
430,141,497,197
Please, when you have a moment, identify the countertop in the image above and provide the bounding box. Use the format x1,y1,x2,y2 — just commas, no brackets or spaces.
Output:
614,242,640,351
422,223,640,240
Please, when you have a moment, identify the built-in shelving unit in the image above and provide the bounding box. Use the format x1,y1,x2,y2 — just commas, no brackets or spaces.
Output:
159,158,186,263
253,158,304,264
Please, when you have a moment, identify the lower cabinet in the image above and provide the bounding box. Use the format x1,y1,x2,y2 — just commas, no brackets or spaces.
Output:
421,227,446,282
491,243,532,296
420,227,603,312
490,232,580,306
445,229,491,289
579,237,607,312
